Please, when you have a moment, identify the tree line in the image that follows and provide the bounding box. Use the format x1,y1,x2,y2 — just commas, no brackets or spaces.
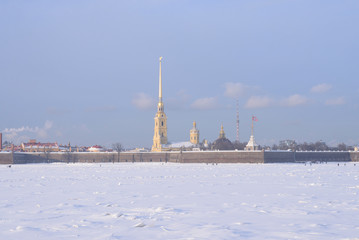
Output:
210,139,356,151
271,140,355,151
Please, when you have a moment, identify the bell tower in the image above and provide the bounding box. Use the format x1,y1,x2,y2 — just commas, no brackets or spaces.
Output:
190,121,199,145
151,57,168,152
219,124,226,139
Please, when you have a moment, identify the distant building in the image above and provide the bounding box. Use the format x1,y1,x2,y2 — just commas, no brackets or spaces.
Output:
245,117,259,151
212,125,234,150
21,139,59,152
128,148,149,153
245,136,259,151
203,139,209,149
190,121,200,145
165,141,196,150
88,145,105,152
0,133,2,151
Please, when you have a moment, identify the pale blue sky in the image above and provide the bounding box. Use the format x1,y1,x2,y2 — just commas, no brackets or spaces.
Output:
1,0,358,148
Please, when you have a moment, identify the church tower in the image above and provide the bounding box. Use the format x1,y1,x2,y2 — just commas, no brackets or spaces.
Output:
219,124,226,139
151,57,168,152
190,121,199,145
245,116,259,151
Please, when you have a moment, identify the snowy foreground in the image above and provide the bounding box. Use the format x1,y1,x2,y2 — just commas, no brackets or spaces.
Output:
1,163,359,240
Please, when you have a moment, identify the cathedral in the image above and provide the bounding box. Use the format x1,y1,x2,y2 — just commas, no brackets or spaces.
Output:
151,57,200,152
150,57,258,152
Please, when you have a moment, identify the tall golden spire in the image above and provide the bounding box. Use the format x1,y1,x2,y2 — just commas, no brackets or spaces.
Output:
159,56,163,103
152,56,168,152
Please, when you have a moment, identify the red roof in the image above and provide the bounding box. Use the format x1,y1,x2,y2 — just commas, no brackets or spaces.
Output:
91,145,103,149
23,142,58,148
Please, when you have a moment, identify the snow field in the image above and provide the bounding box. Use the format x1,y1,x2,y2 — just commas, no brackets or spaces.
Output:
0,162,359,240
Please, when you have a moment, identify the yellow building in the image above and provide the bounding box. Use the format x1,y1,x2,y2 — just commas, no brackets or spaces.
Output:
152,57,168,152
190,121,199,145
21,139,59,152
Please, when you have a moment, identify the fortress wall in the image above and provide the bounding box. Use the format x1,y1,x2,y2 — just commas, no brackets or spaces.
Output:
294,151,351,162
119,152,172,163
2,151,359,164
12,152,117,164
350,152,359,162
264,151,295,163
7,151,266,164
0,153,13,164
11,152,173,164
180,151,265,163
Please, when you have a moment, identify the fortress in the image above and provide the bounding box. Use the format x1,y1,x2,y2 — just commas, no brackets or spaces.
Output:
1,57,358,165
0,150,359,164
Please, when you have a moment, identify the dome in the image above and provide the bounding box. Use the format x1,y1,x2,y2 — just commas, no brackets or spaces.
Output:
212,137,234,150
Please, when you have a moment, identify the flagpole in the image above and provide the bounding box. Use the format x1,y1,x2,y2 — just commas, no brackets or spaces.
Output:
251,116,254,136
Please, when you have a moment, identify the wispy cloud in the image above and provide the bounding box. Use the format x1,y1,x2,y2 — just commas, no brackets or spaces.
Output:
281,94,309,107
311,83,332,93
325,97,345,106
191,97,218,110
2,120,54,143
132,93,156,110
168,89,191,110
224,82,257,98
245,96,274,109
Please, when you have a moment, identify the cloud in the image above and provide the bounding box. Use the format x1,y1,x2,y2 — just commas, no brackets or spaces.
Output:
282,94,309,107
224,82,257,98
167,89,191,110
311,83,332,93
2,120,54,143
325,97,345,106
191,97,218,110
3,126,39,134
245,96,274,109
132,93,156,110
44,120,53,130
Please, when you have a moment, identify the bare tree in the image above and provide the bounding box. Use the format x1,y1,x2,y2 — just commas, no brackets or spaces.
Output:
337,143,348,151
63,149,78,163
112,143,123,162
233,141,247,150
43,149,51,163
107,153,115,163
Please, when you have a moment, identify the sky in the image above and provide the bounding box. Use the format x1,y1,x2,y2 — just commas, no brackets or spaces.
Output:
1,0,358,148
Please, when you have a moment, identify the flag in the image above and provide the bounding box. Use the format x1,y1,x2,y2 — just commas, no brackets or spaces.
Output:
252,116,258,121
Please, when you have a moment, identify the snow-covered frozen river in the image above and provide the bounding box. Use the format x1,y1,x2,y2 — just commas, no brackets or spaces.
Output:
1,162,358,240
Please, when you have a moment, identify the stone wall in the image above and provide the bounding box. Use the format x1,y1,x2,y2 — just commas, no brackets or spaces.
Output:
294,151,351,162
264,151,295,163
7,151,266,164
0,153,13,164
350,152,359,162
11,152,173,164
1,150,358,164
180,151,265,163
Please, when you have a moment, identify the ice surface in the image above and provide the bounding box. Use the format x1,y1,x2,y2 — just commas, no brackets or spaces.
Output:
1,162,359,240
